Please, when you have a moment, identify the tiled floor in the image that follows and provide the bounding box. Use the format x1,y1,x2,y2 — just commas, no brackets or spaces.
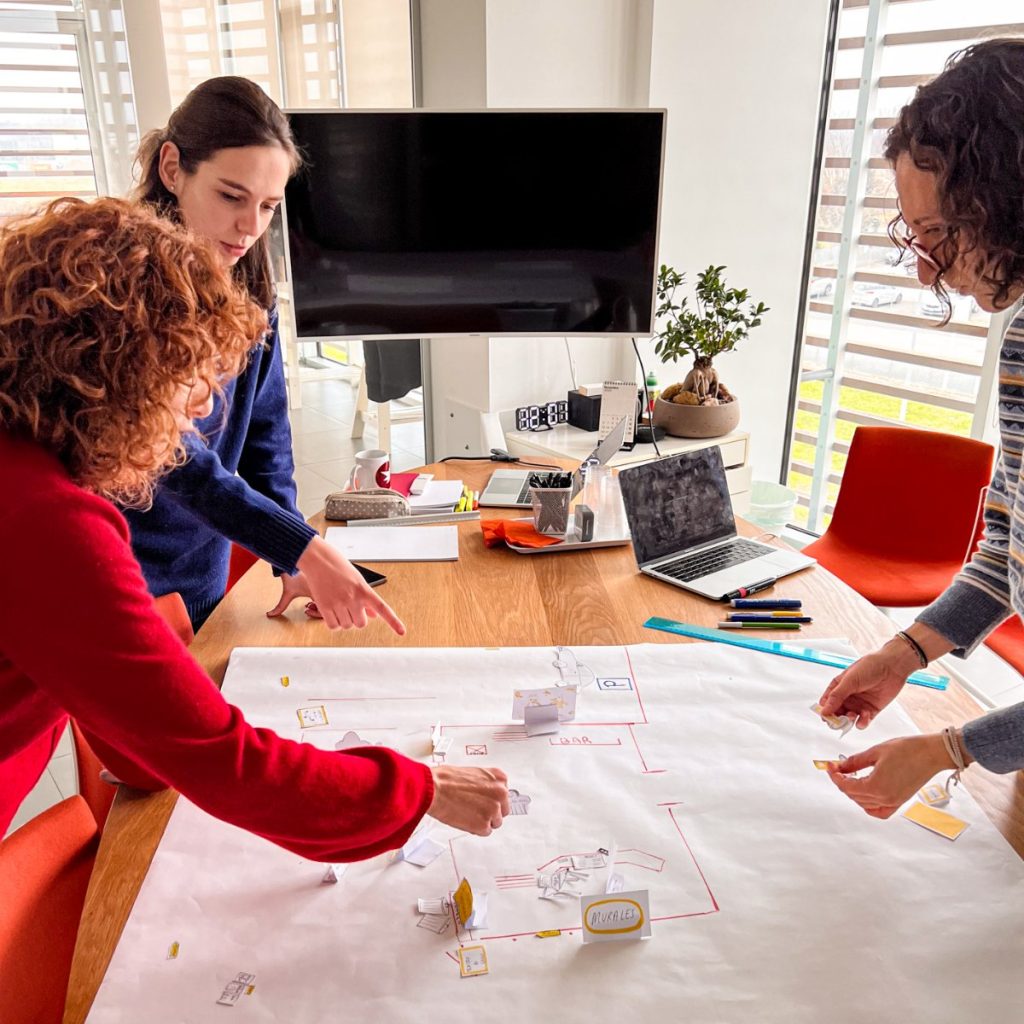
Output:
5,374,426,836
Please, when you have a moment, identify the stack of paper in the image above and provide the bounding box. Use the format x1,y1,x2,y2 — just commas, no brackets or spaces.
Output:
325,526,458,562
408,480,464,514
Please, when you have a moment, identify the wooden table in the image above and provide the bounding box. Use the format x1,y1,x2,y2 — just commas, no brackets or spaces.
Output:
63,459,1024,1024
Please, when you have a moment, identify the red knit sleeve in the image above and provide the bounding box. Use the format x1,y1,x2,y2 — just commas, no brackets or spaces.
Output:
0,473,433,862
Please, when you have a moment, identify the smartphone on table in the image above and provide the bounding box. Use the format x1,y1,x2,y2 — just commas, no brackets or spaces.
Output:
352,562,387,588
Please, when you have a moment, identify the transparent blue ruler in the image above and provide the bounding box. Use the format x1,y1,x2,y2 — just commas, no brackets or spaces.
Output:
643,617,948,690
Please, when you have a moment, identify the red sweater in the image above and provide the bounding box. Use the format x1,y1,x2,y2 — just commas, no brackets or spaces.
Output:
0,434,433,858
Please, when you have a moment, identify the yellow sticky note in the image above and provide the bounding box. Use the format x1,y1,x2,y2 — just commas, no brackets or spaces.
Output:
453,878,474,926
166,941,180,960
535,929,562,938
280,675,290,688
812,759,838,770
903,800,969,840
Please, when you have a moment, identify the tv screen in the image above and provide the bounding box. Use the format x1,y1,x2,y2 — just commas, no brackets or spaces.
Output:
283,110,665,339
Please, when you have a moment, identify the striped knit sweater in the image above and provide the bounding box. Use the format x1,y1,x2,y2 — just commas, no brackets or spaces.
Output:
917,305,1024,773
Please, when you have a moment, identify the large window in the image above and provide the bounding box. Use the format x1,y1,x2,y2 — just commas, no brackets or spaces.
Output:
157,0,412,109
0,0,136,222
784,0,1024,533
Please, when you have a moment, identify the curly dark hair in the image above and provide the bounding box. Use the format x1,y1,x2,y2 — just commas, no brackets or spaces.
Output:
0,197,267,505
885,37,1024,310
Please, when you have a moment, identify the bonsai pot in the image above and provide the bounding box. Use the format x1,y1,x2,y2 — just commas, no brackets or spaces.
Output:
653,395,740,438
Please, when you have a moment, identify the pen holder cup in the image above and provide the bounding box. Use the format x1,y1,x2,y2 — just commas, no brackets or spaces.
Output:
528,473,574,536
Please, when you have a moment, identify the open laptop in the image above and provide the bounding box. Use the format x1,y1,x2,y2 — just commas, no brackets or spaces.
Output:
479,417,628,509
617,447,815,600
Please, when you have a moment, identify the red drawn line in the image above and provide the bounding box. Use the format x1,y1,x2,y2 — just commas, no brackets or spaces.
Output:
642,769,668,774
657,801,684,807
668,805,720,913
627,723,650,773
445,951,459,964
623,646,649,725
310,696,437,702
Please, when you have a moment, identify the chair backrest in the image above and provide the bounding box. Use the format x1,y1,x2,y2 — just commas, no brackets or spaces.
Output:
827,426,994,561
227,543,259,593
0,795,98,1024
153,591,194,647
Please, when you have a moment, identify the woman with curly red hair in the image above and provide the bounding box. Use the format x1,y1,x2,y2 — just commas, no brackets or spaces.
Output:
0,197,508,848
125,76,397,633
817,39,1024,816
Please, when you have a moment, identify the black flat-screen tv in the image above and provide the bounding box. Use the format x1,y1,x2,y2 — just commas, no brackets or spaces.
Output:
283,110,665,339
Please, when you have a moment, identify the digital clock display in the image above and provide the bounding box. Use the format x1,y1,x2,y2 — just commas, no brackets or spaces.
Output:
515,401,569,432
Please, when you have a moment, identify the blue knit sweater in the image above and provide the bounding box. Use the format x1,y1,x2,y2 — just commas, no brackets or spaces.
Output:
917,305,1024,773
124,308,316,628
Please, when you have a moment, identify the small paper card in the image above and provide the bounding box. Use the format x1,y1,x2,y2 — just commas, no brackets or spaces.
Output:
216,972,256,1006
457,944,489,978
321,864,347,884
918,783,951,807
524,704,560,736
395,824,445,867
903,801,969,841
297,705,329,729
512,685,577,722
581,890,651,943
810,703,853,736
430,723,453,757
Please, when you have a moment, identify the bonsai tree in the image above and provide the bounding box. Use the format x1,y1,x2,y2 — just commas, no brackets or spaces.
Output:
654,264,768,406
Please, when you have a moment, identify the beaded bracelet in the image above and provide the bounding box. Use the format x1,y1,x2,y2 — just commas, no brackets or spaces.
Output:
895,630,928,668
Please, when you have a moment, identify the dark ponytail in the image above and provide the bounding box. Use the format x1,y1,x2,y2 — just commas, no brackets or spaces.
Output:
133,76,301,309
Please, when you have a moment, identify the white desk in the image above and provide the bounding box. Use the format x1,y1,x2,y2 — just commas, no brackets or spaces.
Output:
504,425,752,512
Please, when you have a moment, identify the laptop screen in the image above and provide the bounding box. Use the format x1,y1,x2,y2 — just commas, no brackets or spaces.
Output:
618,447,737,565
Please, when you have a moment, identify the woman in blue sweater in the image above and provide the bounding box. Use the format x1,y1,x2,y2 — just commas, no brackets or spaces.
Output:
125,77,402,634
818,40,1024,815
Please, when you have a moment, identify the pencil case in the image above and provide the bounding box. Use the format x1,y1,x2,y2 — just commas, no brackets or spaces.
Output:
324,489,410,521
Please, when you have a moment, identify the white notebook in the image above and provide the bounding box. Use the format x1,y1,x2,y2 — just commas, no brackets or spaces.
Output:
325,525,459,562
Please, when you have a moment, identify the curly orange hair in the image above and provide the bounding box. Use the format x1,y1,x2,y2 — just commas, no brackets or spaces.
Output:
0,197,266,505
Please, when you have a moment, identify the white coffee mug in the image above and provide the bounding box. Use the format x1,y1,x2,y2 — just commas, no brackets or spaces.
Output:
347,448,391,490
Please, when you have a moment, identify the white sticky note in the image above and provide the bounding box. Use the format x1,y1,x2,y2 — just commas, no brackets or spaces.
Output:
465,892,489,929
581,890,651,943
321,864,347,884
395,825,444,867
524,704,560,736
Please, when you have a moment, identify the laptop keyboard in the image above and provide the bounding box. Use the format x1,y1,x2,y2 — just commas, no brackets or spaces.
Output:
653,539,768,582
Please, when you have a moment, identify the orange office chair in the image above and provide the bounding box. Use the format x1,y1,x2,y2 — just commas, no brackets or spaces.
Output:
983,615,1024,675
0,795,99,1024
71,591,193,832
801,426,994,607
227,542,259,593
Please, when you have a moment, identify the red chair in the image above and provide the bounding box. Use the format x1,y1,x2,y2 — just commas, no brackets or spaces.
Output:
983,615,1024,674
0,795,98,1024
802,426,994,606
227,543,259,592
71,591,193,832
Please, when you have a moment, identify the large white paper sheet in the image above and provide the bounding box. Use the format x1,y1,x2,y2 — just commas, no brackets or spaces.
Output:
86,644,1024,1023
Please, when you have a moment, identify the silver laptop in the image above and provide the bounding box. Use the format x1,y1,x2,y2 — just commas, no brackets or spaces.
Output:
479,417,628,509
617,447,815,600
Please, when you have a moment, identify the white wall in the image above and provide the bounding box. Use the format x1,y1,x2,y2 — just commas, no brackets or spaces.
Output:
423,0,651,456
422,0,830,466
646,0,830,481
